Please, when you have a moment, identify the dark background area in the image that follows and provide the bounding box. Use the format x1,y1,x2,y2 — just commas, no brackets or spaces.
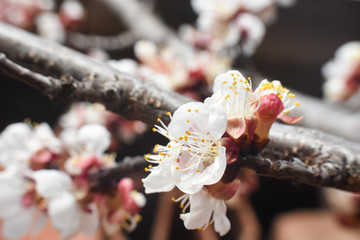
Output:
1,0,360,239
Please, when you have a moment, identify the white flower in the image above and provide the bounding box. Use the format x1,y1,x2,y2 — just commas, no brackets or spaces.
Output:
234,13,265,56
0,166,47,239
208,70,260,139
177,189,230,236
59,102,107,129
143,101,227,195
255,79,300,118
0,123,61,168
322,41,360,102
61,124,114,175
134,40,189,90
35,12,65,42
33,170,99,239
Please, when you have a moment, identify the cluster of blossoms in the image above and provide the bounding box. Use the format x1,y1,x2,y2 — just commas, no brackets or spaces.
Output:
108,40,232,100
322,41,360,102
0,118,146,239
181,0,296,56
0,0,85,42
142,70,301,236
59,102,147,151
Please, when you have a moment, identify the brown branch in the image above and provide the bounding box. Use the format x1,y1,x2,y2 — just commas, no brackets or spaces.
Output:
89,155,148,192
0,21,190,125
292,91,360,143
239,122,360,192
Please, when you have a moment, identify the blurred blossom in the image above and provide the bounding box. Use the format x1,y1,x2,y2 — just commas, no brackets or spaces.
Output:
322,41,360,102
59,102,147,150
0,0,54,29
35,12,65,42
0,122,61,168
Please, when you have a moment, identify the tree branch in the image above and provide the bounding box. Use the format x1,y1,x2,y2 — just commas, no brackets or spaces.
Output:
239,122,360,192
0,21,190,125
89,155,147,192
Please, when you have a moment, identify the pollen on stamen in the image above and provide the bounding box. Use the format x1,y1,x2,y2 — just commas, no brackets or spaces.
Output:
193,138,197,141
180,204,184,209
148,165,153,169
167,112,171,116
152,128,156,132
171,197,175,201
210,147,214,150
157,118,161,122
201,139,205,142
295,102,300,106
144,167,149,172
188,109,191,112
196,169,200,172
288,93,295,98
176,166,180,170
187,120,190,123
195,109,198,113
188,148,191,152
135,215,142,222
168,144,171,148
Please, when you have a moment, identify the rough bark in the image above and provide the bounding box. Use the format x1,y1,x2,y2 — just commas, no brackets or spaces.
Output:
0,21,190,125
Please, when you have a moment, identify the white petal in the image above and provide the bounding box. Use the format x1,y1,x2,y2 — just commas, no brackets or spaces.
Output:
34,170,72,199
0,167,26,218
32,123,62,153
199,146,227,185
180,190,213,230
142,157,175,194
3,207,35,239
213,70,246,94
173,167,203,195
212,199,230,236
48,192,81,239
168,102,210,137
77,124,110,154
0,123,31,167
207,103,227,139
80,204,99,236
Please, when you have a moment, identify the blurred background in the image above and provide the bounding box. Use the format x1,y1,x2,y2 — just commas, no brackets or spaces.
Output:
1,0,360,239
